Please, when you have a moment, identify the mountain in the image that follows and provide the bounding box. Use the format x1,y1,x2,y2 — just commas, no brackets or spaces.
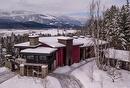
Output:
0,10,82,29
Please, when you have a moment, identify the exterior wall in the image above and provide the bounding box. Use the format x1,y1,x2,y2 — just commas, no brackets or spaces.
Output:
80,46,95,60
58,39,73,65
72,46,80,63
56,47,64,67
80,48,84,60
21,53,55,70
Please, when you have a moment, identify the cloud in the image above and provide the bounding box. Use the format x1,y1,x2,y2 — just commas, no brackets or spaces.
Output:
0,0,127,17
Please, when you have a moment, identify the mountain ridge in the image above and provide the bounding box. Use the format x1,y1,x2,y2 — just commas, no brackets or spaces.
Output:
0,10,82,29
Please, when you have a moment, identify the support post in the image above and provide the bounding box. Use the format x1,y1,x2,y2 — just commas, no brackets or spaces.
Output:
20,64,24,76
41,65,48,78
53,60,56,70
83,48,86,59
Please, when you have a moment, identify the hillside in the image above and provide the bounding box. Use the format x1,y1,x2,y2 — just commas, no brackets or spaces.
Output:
0,10,82,29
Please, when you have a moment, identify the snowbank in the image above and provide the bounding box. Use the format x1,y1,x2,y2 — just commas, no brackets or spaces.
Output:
53,59,130,88
47,76,62,88
71,61,130,88
71,61,86,68
0,67,9,73
54,66,71,74
53,60,87,74
0,76,62,88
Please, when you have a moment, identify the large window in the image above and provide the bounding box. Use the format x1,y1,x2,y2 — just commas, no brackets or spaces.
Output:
27,55,34,60
39,56,47,61
26,55,35,63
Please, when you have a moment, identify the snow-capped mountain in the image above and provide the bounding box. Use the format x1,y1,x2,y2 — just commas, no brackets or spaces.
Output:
0,10,82,29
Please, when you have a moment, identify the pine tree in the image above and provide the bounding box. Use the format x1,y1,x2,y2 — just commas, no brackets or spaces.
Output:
119,1,130,50
86,1,130,50
103,6,121,48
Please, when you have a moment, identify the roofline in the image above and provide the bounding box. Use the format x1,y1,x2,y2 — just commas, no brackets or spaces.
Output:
39,42,66,48
20,52,55,56
14,42,42,48
14,45,38,48
73,43,84,46
20,49,57,56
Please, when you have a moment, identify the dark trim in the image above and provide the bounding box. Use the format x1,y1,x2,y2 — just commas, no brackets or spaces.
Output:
20,52,55,56
14,44,41,49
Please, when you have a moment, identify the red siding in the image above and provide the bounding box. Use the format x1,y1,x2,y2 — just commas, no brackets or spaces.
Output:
72,46,80,63
56,48,64,67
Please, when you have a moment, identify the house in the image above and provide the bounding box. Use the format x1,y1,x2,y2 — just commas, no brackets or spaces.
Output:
104,48,130,71
73,36,108,59
13,35,108,76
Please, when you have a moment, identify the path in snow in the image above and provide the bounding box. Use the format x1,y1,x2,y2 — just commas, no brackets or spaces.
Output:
51,58,95,88
0,71,16,84
50,73,84,88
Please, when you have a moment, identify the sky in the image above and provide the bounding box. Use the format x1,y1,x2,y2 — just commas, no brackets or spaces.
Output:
0,0,128,21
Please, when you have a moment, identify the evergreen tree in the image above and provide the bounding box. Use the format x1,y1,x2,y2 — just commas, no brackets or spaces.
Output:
86,1,130,50
119,1,130,50
103,6,122,48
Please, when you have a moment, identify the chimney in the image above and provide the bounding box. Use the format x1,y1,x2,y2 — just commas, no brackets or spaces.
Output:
29,34,39,46
58,37,73,65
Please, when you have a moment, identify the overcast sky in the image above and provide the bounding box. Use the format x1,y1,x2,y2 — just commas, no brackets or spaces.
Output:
0,0,128,21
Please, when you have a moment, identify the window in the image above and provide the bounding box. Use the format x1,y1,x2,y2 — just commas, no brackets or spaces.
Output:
39,56,47,61
27,55,34,60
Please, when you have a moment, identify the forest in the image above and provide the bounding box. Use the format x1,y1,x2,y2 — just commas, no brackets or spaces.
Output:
83,0,130,50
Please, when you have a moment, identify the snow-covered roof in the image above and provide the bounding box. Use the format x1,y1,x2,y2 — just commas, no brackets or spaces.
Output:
73,36,78,39
21,47,57,54
39,36,83,48
58,36,73,40
39,37,66,48
15,42,30,47
14,36,107,49
79,36,85,38
39,36,107,48
14,42,41,48
104,48,130,62
73,37,108,47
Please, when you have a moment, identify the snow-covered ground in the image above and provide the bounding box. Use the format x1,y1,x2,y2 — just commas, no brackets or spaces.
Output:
0,67,61,88
0,30,30,37
75,61,130,88
0,67,9,73
33,29,77,36
0,76,61,88
0,67,15,84
0,59,130,88
55,60,130,88
0,29,77,37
